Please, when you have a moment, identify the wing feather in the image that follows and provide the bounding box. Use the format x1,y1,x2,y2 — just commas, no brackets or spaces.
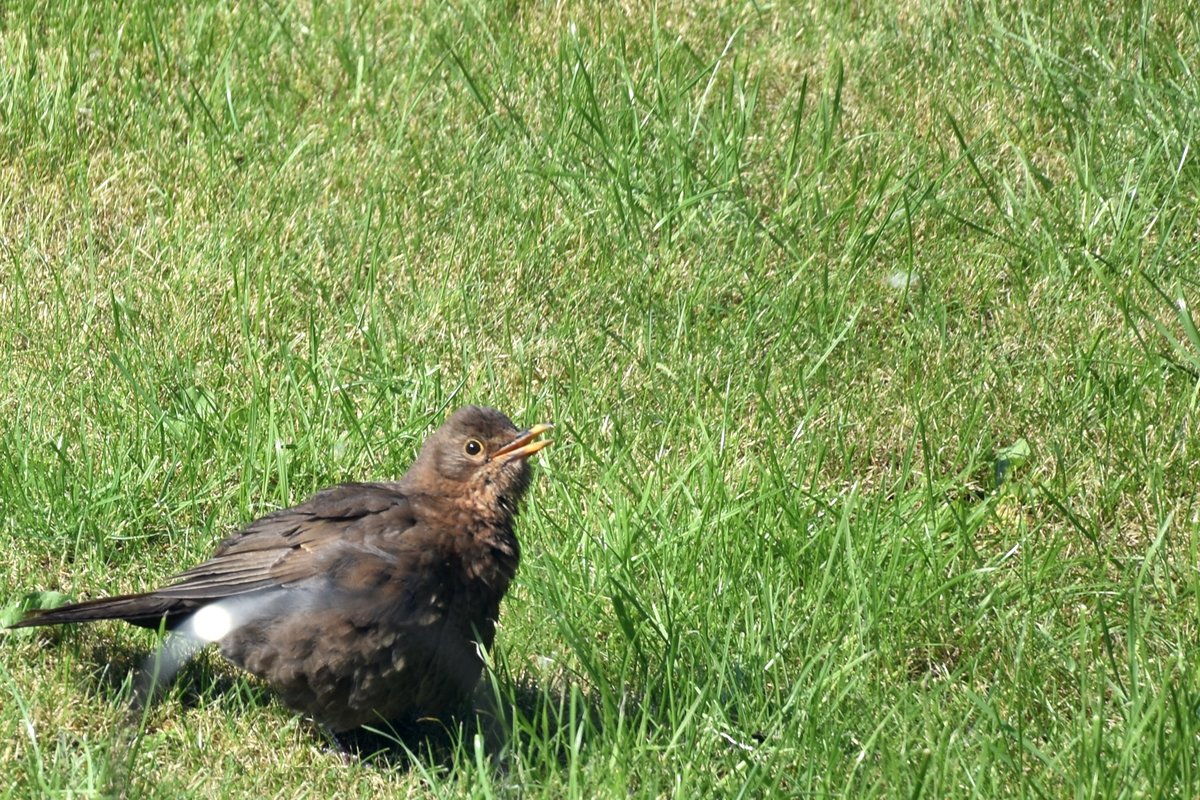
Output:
157,483,416,601
12,483,420,629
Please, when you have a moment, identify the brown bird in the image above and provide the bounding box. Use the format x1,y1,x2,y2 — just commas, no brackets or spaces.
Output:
11,405,552,732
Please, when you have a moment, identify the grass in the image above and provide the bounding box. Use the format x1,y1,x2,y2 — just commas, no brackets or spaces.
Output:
1,0,1198,796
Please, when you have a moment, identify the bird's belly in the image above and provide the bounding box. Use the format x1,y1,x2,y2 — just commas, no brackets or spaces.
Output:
217,588,498,732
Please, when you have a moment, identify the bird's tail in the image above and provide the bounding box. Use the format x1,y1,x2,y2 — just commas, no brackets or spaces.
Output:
9,593,195,631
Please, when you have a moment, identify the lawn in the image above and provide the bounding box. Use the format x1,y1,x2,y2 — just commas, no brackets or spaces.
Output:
1,0,1198,796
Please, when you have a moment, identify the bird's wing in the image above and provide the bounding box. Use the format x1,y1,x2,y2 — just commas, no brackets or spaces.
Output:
154,482,417,600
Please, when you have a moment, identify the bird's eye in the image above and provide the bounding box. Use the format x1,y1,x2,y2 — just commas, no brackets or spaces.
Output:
464,439,483,457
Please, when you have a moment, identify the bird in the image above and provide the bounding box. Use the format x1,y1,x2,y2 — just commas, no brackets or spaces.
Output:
10,405,552,732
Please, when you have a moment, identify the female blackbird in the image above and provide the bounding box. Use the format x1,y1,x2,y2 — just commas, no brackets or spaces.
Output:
12,405,552,732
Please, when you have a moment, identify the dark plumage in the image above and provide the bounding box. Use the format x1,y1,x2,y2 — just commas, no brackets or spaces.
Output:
11,405,552,732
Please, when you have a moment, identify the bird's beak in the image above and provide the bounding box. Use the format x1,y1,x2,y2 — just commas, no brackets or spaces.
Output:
492,423,554,462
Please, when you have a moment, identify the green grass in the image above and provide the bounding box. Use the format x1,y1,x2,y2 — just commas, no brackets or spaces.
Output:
1,0,1198,796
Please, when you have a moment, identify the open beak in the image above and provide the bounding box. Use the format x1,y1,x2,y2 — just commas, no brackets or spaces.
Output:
492,422,554,463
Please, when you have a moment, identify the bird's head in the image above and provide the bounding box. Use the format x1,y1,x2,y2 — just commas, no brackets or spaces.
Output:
408,406,553,517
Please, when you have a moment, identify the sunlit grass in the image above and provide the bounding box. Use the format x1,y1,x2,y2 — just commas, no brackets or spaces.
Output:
2,1,1198,797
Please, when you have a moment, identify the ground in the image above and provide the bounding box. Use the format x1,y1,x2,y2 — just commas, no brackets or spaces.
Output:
1,1,1198,797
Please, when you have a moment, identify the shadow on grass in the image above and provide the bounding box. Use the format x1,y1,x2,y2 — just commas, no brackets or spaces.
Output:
333,677,607,773
76,638,604,775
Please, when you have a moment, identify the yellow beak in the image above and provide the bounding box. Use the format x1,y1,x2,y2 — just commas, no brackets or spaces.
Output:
492,423,554,462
